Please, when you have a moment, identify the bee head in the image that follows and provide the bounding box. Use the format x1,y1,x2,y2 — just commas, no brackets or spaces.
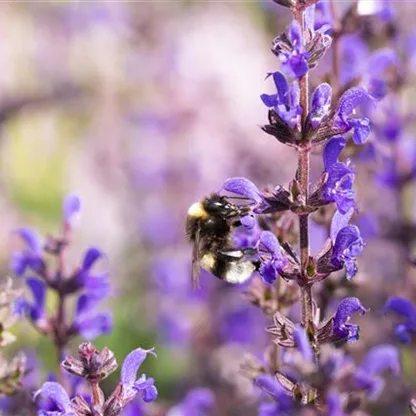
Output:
202,194,240,218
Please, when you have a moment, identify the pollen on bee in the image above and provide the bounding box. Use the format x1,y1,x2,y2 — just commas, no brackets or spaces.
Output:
187,202,208,219
201,253,215,270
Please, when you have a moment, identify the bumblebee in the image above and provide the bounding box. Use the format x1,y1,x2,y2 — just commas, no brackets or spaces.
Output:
186,193,259,288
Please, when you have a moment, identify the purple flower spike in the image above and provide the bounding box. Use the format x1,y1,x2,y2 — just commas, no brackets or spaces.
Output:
331,225,364,279
310,83,332,128
63,194,81,227
322,137,356,215
121,348,158,403
333,297,367,342
257,231,287,284
11,228,44,277
293,326,314,363
33,381,73,415
221,177,264,205
355,345,400,400
384,297,416,344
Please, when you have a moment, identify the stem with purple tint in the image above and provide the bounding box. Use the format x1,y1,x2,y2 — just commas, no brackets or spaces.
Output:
294,6,314,331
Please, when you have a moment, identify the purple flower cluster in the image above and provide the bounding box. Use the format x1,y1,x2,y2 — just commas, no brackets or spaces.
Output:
13,195,112,353
185,0,409,413
34,342,157,415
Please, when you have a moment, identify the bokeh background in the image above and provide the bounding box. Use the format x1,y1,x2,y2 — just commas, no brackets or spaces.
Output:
1,1,416,415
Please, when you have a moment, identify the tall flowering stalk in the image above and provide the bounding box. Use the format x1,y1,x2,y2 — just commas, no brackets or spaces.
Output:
12,195,112,380
193,0,402,412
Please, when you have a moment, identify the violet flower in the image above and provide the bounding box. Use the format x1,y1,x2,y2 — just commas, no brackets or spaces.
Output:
354,345,400,400
257,231,287,284
260,71,302,130
72,294,112,340
333,87,373,145
255,374,294,416
63,194,81,228
333,297,368,342
221,177,264,206
384,297,416,344
75,247,110,300
309,83,332,129
33,381,73,416
167,388,215,416
293,326,314,363
120,348,158,404
276,20,310,78
11,228,44,277
15,277,46,325
330,209,364,280
322,136,356,214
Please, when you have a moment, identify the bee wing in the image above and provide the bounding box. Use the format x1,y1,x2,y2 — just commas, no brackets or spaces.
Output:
191,228,201,290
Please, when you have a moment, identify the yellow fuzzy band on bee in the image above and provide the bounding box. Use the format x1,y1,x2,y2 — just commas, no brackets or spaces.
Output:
187,202,208,219
201,253,215,270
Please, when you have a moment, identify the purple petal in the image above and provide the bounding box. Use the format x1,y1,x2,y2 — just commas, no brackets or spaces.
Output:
221,177,263,204
384,297,416,321
259,261,278,284
259,231,281,256
368,49,397,77
121,348,156,387
82,247,103,271
311,83,332,114
349,118,371,144
359,345,400,376
33,381,72,413
323,136,347,171
327,390,343,416
330,208,354,242
181,388,215,413
15,228,42,253
75,294,91,316
260,93,277,107
254,375,285,400
141,384,158,403
240,214,255,229
331,225,364,272
63,194,81,226
271,71,289,106
26,277,46,317
337,87,372,119
77,312,112,340
288,55,309,79
290,81,300,107
288,20,302,46
293,326,314,363
334,297,367,329
394,324,412,344
333,297,367,341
